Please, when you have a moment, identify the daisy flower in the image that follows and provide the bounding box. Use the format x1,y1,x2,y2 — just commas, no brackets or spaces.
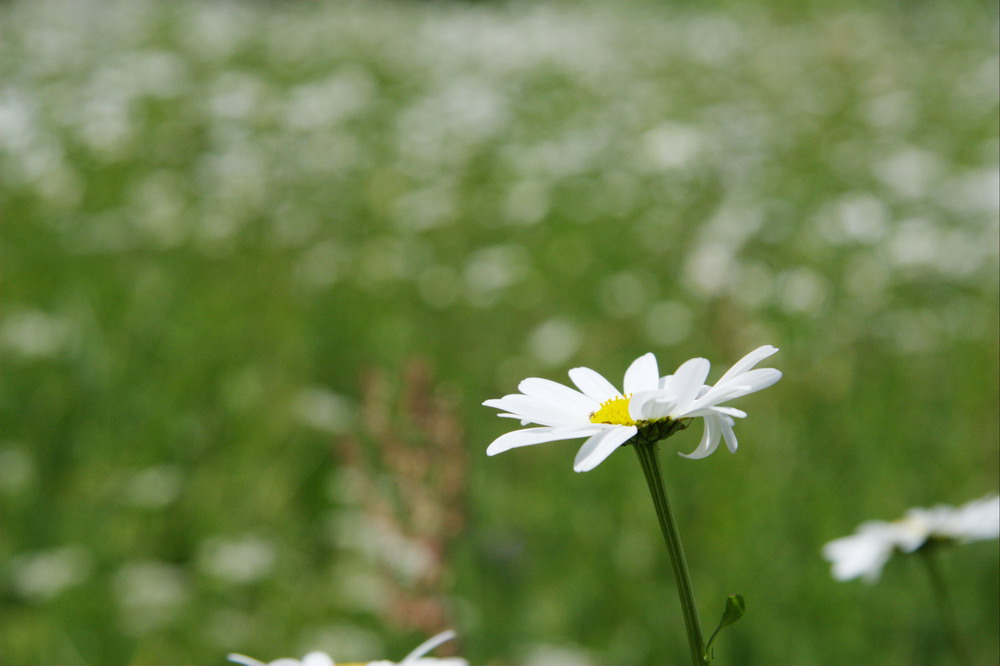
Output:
228,630,467,666
484,345,782,472
822,494,1000,582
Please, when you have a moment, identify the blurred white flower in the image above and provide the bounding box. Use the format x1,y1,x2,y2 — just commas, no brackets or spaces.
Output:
123,464,183,509
196,535,276,585
642,122,705,170
113,560,188,634
823,495,1000,583
0,309,73,358
484,346,782,471
526,318,581,366
8,545,92,602
291,387,354,434
228,630,467,666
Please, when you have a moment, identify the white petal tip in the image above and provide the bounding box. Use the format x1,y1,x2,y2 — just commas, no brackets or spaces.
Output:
678,449,711,460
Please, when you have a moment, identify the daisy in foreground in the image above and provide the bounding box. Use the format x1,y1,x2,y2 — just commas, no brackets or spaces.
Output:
822,494,1000,583
227,630,467,666
484,345,782,471
484,346,781,666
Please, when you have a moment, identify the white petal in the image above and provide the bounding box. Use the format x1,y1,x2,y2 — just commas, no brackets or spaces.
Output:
568,366,620,404
227,655,267,666
667,357,710,415
648,385,684,413
623,353,659,394
711,406,747,419
685,368,782,413
679,414,721,459
484,394,588,427
486,426,603,455
519,377,597,413
822,524,897,582
725,368,783,394
714,345,779,386
953,495,1000,540
301,653,335,666
681,385,740,413
573,426,637,472
400,629,457,664
720,416,738,453
629,390,672,421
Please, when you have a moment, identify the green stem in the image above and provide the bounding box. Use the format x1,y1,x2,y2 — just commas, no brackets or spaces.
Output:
919,546,971,664
633,441,708,666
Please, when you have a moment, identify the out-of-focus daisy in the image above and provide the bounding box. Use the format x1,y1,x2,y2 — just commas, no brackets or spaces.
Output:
823,494,1000,582
484,345,782,471
228,630,467,666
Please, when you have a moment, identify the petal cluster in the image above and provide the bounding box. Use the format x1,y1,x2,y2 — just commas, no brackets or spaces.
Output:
822,494,1000,582
484,346,782,472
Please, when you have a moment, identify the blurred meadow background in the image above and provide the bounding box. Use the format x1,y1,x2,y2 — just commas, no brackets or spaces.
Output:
1,0,998,664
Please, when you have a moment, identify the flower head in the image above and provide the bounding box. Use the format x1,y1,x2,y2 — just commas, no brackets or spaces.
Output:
484,346,782,471
822,494,1000,582
228,630,467,666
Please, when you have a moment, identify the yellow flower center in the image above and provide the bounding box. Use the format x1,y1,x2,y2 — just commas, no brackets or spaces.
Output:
590,395,636,426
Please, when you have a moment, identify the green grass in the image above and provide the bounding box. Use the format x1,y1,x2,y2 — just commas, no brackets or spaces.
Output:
1,0,997,664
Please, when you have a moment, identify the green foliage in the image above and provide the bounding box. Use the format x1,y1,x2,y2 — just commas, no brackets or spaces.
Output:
0,0,997,664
